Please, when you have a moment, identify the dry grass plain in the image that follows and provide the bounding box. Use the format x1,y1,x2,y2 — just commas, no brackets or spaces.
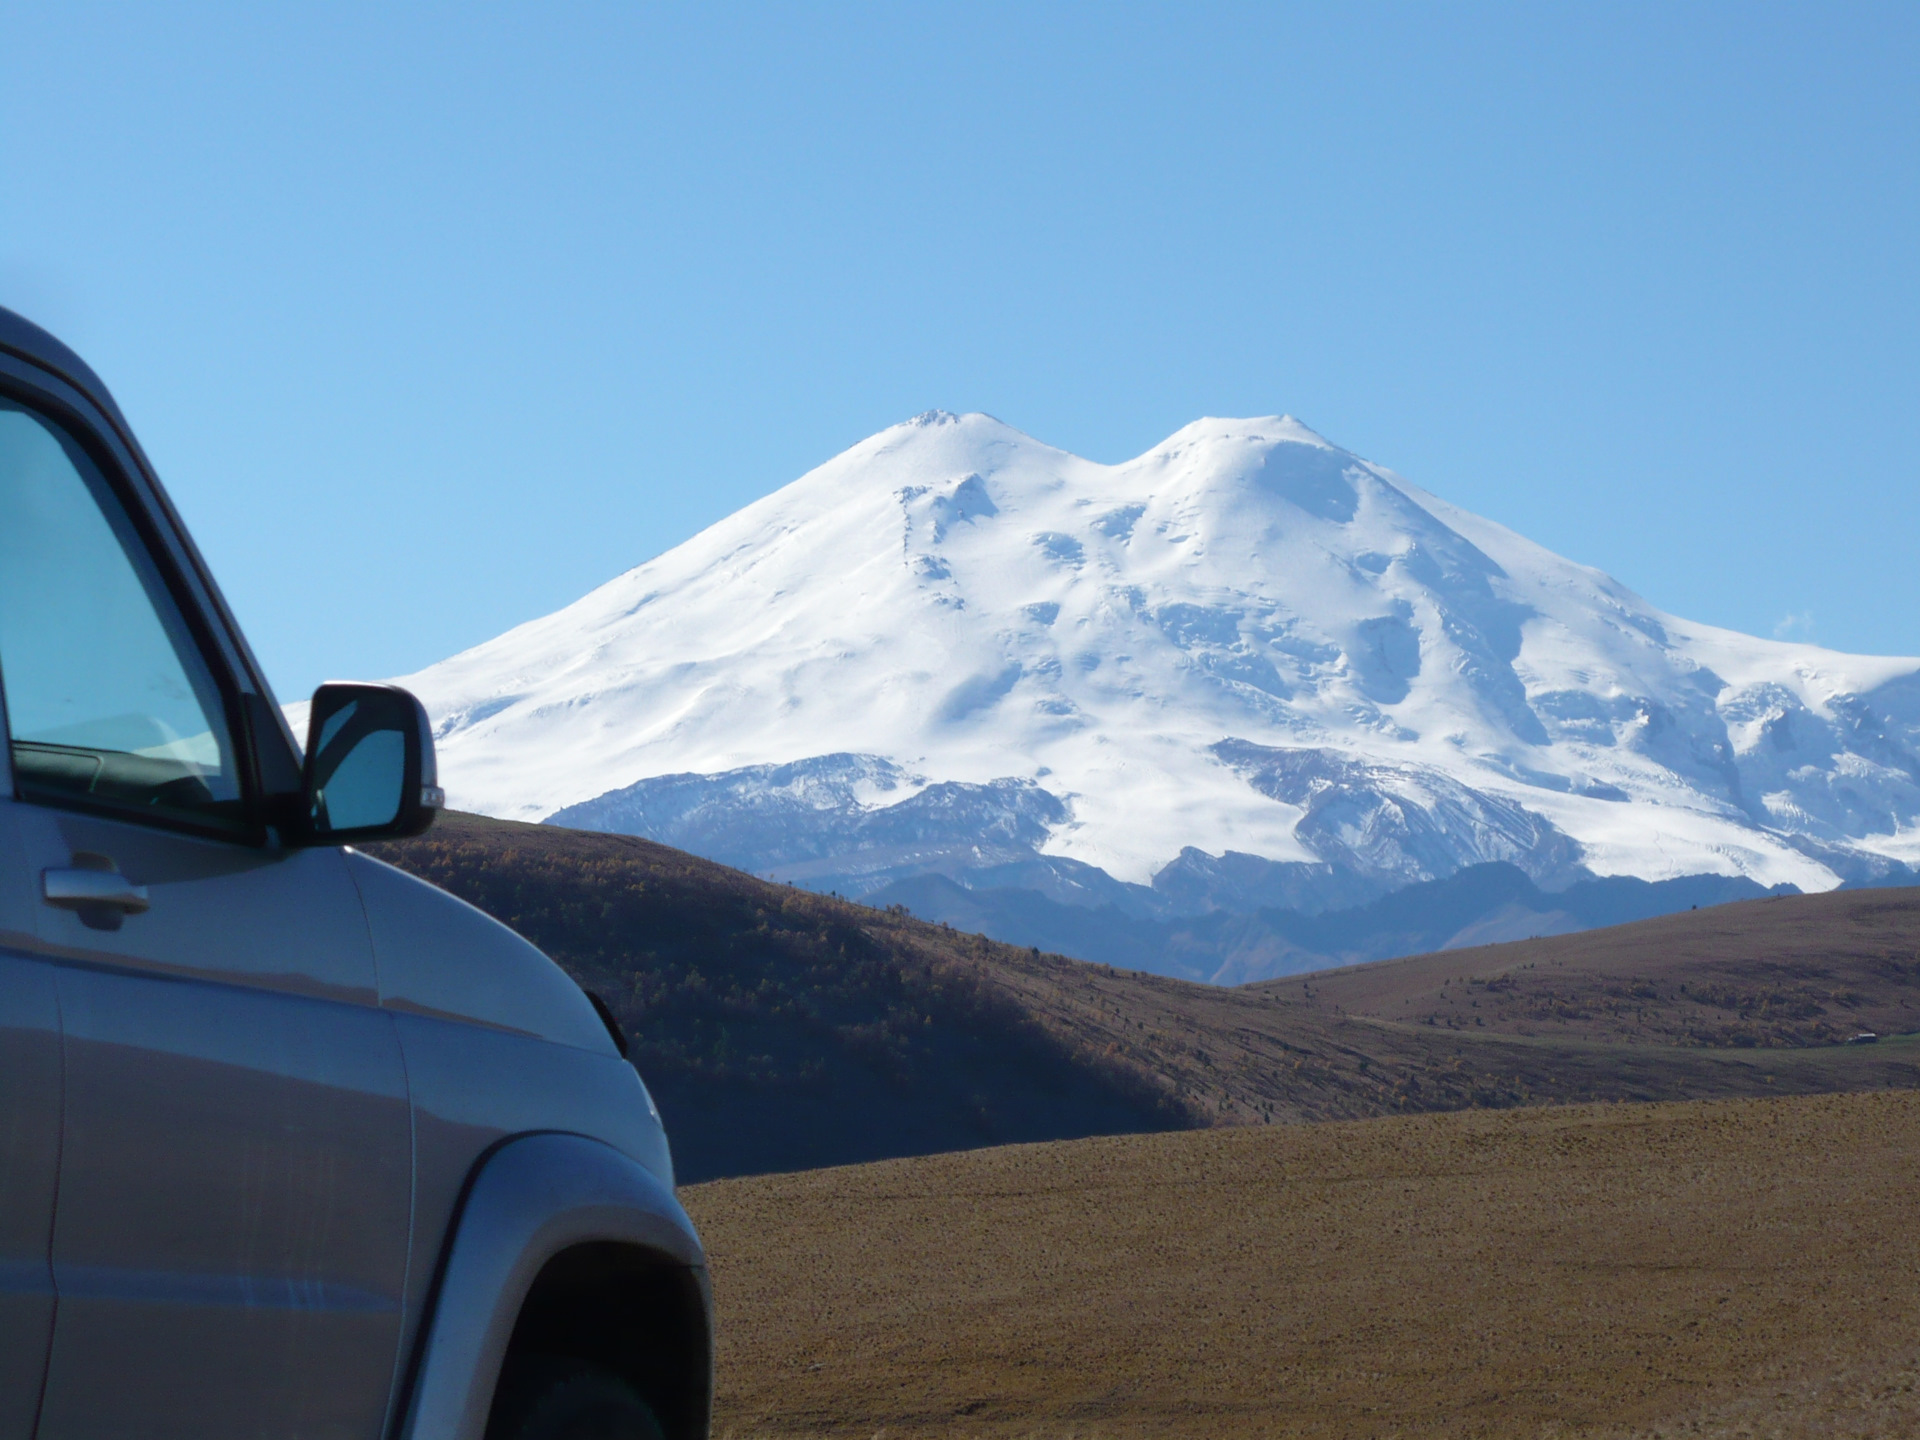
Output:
684,1090,1920,1440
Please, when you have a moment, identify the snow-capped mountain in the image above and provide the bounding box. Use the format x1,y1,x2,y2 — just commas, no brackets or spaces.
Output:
394,412,1920,915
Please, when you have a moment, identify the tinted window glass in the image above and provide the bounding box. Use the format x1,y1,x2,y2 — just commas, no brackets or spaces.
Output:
0,397,245,832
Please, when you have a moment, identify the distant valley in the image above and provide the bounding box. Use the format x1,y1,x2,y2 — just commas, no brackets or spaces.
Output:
869,859,1798,984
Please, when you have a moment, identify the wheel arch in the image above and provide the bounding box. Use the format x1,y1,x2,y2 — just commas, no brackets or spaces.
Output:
395,1132,711,1440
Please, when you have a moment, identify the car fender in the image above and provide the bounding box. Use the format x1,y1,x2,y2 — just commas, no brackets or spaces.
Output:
397,1131,708,1440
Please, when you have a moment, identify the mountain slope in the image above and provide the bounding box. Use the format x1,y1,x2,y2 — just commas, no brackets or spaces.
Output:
396,412,1920,918
367,813,1920,1181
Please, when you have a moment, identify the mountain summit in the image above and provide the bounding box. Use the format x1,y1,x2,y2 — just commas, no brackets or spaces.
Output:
398,412,1920,925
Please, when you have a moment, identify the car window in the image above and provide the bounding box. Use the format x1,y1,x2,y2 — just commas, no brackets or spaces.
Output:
0,396,246,834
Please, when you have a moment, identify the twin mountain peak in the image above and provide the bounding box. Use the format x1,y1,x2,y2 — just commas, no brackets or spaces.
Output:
385,412,1920,979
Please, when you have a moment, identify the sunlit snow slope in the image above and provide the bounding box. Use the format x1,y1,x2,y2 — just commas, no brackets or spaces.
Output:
397,412,1920,903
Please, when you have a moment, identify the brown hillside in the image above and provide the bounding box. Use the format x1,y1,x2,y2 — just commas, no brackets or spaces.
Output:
1283,885,1920,1047
685,1091,1920,1439
368,812,1193,1183
371,815,1920,1180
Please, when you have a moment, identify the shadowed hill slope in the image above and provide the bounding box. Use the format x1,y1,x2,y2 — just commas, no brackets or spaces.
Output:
369,812,1191,1182
369,813,1920,1181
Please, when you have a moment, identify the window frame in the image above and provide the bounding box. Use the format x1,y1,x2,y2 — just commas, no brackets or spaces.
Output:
0,363,274,846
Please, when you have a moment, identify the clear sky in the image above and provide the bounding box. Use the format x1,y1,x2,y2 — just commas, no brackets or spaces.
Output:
3,3,1916,704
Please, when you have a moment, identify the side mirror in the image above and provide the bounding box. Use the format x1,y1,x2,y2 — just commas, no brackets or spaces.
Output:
300,683,444,843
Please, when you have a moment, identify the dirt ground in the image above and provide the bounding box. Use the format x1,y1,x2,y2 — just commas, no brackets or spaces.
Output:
683,1091,1920,1439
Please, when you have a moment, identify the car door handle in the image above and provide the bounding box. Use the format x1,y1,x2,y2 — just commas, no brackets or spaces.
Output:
43,867,151,915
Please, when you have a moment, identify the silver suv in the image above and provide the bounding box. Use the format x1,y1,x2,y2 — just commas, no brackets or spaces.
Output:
0,309,710,1440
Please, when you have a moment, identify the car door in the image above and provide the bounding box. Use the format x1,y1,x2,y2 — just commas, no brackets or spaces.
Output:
0,387,414,1438
0,764,61,1440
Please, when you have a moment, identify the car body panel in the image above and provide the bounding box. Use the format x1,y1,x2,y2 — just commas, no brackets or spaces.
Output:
13,806,414,1439
391,1012,677,1375
347,849,611,1051
350,846,684,1416
21,807,380,1001
398,1133,707,1440
0,457,59,1440
0,943,60,1440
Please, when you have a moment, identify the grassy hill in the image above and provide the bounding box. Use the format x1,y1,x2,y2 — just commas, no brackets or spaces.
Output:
370,813,1920,1181
369,812,1186,1182
1282,884,1920,1047
683,1090,1920,1438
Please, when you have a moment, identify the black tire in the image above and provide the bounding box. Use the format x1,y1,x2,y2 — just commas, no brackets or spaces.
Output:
485,1357,667,1440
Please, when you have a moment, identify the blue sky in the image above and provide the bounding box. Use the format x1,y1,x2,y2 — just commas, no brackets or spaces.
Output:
3,3,1916,702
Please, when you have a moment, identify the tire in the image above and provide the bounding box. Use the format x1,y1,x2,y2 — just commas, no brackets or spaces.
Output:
485,1357,667,1440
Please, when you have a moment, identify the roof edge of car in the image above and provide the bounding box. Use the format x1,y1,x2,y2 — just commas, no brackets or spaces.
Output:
0,305,130,430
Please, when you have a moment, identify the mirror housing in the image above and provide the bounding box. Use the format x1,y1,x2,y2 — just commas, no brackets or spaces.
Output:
297,683,443,843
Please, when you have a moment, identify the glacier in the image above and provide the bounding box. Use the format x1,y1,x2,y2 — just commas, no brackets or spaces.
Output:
390,411,1920,937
